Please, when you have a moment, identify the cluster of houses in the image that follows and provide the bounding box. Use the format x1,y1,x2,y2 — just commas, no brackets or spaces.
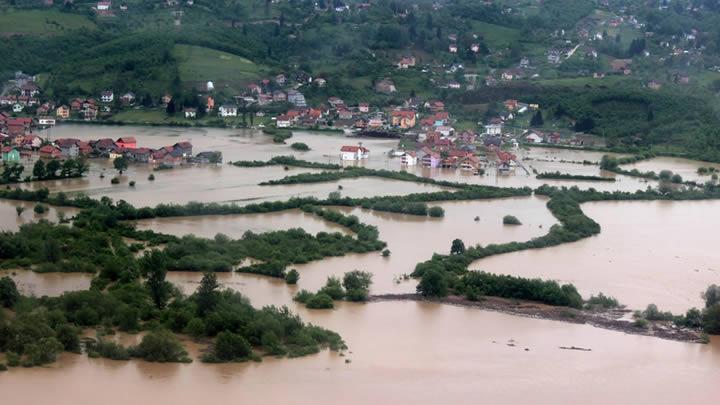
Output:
215,73,314,119
0,131,222,167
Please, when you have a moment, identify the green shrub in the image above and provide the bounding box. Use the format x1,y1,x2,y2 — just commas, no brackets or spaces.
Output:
33,203,47,214
503,215,521,225
428,206,445,217
285,269,300,285
585,293,620,309
110,177,120,184
305,293,334,309
290,142,310,151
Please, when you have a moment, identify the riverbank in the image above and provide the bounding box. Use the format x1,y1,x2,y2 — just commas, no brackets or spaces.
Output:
369,294,705,344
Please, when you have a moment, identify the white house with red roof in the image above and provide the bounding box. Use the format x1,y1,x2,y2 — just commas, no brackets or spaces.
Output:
340,144,370,161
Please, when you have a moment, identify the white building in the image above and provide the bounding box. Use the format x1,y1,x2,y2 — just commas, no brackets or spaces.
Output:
219,104,238,117
97,1,111,10
276,115,292,128
340,145,370,161
37,117,56,126
484,123,503,136
525,132,543,143
101,91,114,103
206,81,214,91
400,151,418,166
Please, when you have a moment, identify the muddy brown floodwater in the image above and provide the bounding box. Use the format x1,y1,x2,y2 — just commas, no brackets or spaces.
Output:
474,199,720,312
2,301,720,405
2,125,720,403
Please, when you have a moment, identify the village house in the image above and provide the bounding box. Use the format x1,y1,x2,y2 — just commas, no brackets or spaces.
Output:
247,83,262,94
420,147,441,168
192,151,222,164
97,1,111,10
485,122,503,136
400,151,418,166
611,59,632,75
367,116,384,128
183,108,197,119
397,56,416,69
116,137,136,149
328,97,345,108
358,103,370,113
337,108,353,120
91,138,118,156
39,144,62,159
56,138,81,158
173,141,193,157
525,132,544,143
275,74,287,86
120,92,136,105
219,104,238,117
390,111,416,129
276,114,293,128
127,147,153,163
449,44,458,53
340,144,370,161
447,81,461,89
20,82,40,97
101,91,114,103
83,105,98,120
314,78,327,87
272,90,287,102
287,90,307,107
1,147,21,163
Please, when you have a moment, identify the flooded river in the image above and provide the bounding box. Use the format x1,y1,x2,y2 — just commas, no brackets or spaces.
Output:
474,200,720,312
2,125,720,403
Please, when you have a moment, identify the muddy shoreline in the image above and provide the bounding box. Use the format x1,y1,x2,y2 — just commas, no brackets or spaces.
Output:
369,294,705,344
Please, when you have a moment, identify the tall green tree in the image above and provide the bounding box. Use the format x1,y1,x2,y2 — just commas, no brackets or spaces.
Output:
196,272,221,316
141,250,171,309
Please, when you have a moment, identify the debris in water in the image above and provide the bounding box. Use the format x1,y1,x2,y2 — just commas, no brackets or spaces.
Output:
559,346,592,352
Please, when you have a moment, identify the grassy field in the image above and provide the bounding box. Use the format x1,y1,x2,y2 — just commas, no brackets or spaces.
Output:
470,21,522,49
0,10,95,34
173,44,267,92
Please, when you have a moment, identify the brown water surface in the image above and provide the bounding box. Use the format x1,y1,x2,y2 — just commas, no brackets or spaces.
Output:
473,200,720,312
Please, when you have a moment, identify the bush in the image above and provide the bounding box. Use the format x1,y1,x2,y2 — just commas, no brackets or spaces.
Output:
585,293,620,309
111,177,120,184
184,318,206,339
428,206,445,217
129,329,190,363
285,269,300,285
642,304,674,321
148,174,155,181
381,249,391,257
417,268,449,297
503,215,521,225
129,181,136,187
207,331,253,362
293,289,315,304
342,271,372,302
33,203,47,214
319,277,345,300
290,142,310,151
305,292,334,309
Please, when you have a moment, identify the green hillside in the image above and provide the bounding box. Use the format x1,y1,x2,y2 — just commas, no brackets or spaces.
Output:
0,9,95,34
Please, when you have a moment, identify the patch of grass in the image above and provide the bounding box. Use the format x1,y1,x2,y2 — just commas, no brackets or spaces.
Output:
471,21,521,48
0,10,95,35
173,44,266,90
